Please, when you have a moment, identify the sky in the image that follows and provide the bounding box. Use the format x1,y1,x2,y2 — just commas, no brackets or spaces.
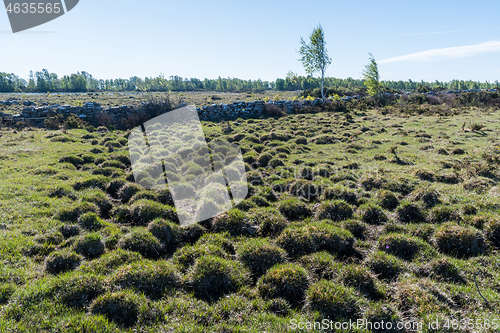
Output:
1,0,500,83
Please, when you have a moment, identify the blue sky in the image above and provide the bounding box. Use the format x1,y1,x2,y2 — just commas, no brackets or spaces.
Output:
1,0,500,83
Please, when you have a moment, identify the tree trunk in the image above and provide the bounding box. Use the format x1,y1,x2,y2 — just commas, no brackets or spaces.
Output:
321,69,325,103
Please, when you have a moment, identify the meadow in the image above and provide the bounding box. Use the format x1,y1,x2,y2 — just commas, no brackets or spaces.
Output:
0,94,499,332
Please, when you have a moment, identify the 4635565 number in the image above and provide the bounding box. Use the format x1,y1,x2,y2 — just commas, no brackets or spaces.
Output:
6,3,62,14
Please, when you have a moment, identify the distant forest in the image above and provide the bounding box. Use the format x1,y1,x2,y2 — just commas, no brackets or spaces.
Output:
1,69,498,93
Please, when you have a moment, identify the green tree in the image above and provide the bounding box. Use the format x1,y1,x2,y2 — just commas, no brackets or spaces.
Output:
362,53,380,98
299,24,332,102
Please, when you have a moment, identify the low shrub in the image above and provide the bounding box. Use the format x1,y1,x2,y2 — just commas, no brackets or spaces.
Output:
343,220,367,239
188,255,251,302
60,225,80,239
257,263,309,306
435,222,483,257
118,183,142,203
55,202,99,222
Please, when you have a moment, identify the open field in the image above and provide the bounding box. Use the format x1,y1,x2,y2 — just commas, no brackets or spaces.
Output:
0,103,499,332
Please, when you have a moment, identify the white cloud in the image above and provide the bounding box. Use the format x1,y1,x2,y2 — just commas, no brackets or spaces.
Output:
380,41,500,64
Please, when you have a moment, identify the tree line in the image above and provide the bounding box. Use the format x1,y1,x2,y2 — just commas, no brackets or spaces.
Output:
0,69,498,94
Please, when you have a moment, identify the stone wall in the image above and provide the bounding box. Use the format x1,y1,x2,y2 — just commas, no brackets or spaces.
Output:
0,98,324,128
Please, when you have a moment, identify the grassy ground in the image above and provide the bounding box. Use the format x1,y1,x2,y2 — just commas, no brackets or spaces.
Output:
0,104,499,332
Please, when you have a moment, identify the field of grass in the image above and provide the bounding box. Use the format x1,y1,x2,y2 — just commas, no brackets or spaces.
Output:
0,103,499,332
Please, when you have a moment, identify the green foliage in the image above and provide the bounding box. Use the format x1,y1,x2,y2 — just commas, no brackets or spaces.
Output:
111,260,181,299
257,263,309,306
237,238,287,278
45,251,82,275
306,280,360,320
90,291,145,327
362,53,381,97
188,255,251,302
74,232,105,259
435,222,484,257
118,228,161,258
299,24,332,101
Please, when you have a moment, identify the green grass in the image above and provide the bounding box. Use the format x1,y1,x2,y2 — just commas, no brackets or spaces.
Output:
0,105,500,331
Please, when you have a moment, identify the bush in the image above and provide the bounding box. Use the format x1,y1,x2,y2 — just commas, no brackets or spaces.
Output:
306,280,360,320
359,202,387,225
118,228,161,258
111,260,181,299
298,251,341,281
188,255,251,302
315,200,353,221
78,212,106,231
212,209,254,236
366,251,403,281
378,190,399,210
277,222,354,258
396,201,425,223
90,291,145,327
378,233,433,260
45,251,82,274
237,238,287,278
435,222,483,257
278,197,312,220
257,263,309,306
74,233,105,259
